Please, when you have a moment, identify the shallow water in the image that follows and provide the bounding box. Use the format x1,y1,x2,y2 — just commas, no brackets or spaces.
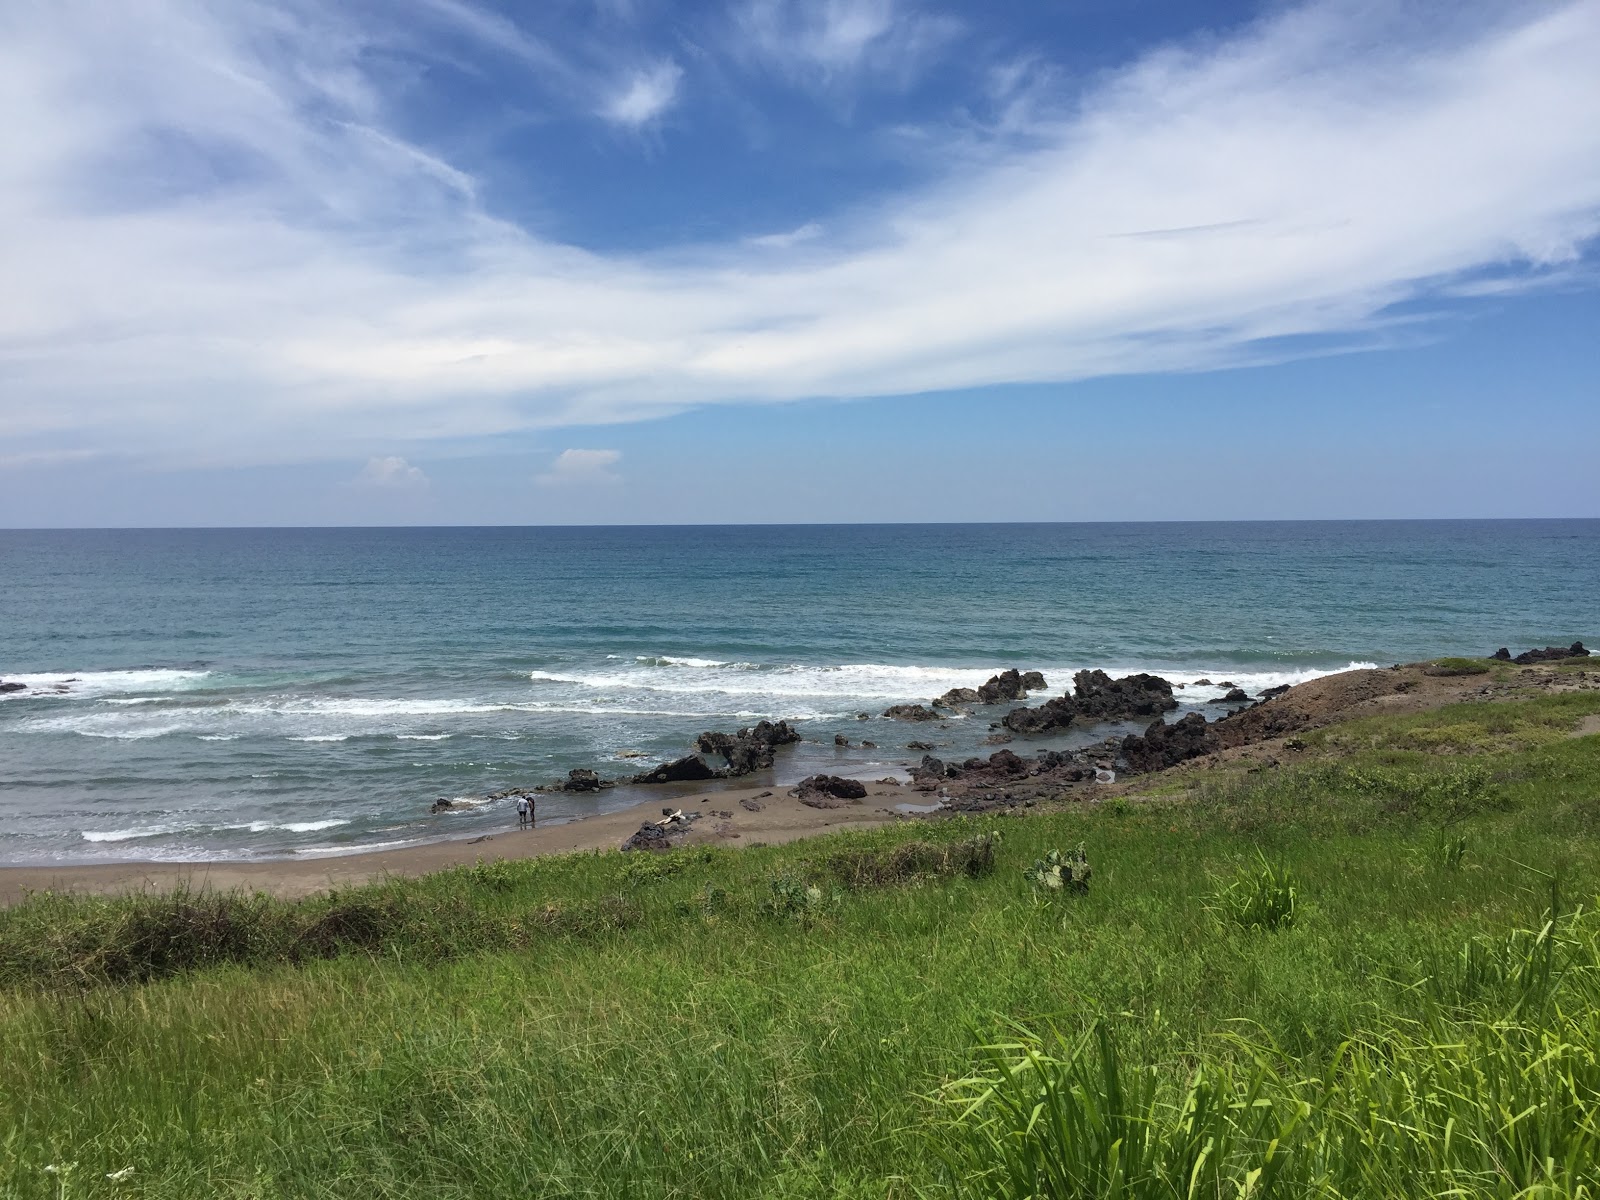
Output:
1,521,1594,863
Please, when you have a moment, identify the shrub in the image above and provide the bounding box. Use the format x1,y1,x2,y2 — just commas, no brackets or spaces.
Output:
1024,845,1091,896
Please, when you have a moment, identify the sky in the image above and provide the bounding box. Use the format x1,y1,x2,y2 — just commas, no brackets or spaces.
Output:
1,0,1597,526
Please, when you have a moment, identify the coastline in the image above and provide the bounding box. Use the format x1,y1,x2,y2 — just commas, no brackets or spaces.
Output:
0,779,907,904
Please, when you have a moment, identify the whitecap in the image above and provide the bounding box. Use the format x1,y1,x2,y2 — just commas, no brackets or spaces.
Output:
288,734,350,742
396,733,452,741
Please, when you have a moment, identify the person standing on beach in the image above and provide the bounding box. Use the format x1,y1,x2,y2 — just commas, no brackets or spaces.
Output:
516,795,529,829
528,795,536,829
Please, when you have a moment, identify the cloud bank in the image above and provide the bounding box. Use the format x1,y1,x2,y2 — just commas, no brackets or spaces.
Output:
1,0,1597,470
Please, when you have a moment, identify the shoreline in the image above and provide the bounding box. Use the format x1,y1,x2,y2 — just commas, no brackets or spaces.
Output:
7,653,1595,905
0,779,909,904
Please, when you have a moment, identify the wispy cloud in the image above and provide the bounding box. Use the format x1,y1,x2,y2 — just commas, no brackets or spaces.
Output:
1,1,1597,471
355,456,429,488
730,0,960,91
537,448,622,485
602,61,683,126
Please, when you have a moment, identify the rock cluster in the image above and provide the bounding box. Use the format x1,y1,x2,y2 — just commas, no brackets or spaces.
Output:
1002,670,1178,734
0,680,24,694
621,809,701,852
1493,642,1589,664
976,669,1047,705
884,669,1048,719
630,720,802,784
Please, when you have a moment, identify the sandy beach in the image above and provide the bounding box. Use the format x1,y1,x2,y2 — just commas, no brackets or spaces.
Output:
0,779,911,904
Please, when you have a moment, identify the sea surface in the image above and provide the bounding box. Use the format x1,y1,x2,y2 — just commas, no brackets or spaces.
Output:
1,521,1595,865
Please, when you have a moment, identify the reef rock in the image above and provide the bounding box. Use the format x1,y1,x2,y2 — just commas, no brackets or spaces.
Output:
561,768,611,792
883,703,941,721
934,687,981,708
693,719,801,775
1512,642,1589,665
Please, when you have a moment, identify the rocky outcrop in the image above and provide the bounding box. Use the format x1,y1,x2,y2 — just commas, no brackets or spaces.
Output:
1002,670,1177,734
1257,684,1290,699
1512,642,1589,665
911,747,1095,789
0,681,24,694
977,669,1046,705
792,774,868,808
630,754,720,785
934,687,981,707
1211,688,1251,704
1491,648,1511,661
883,703,941,721
689,720,802,776
1002,696,1077,734
1121,713,1218,773
561,768,612,792
1071,670,1178,720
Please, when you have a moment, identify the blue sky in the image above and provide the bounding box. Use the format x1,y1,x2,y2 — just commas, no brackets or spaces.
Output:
1,0,1597,525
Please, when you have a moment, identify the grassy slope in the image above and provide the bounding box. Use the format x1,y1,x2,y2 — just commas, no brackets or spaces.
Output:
2,690,1599,1199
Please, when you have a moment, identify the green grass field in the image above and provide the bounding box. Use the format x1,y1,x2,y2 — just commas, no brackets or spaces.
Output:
3,690,1599,1198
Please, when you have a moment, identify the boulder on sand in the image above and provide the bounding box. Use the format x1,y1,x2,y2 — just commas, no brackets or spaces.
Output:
630,754,720,785
792,774,868,808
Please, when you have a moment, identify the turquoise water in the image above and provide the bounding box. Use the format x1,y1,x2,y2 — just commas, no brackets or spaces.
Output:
1,521,1594,864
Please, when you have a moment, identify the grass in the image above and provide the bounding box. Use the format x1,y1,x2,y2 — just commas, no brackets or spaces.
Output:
0,693,1598,1198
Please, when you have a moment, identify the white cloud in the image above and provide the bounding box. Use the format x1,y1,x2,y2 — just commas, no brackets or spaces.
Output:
537,448,622,485
602,61,683,126
355,456,429,488
0,1,1598,470
747,221,824,248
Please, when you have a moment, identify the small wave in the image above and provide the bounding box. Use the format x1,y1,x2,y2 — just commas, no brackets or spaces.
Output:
74,726,187,740
634,655,759,670
82,824,188,843
197,734,240,741
1,668,211,700
233,818,351,834
294,838,415,858
288,735,351,742
397,733,452,741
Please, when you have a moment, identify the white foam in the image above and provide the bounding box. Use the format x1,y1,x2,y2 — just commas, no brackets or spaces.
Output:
245,818,350,834
288,734,351,742
82,824,187,843
294,838,414,858
0,669,211,700
74,725,187,740
197,734,240,741
397,733,452,741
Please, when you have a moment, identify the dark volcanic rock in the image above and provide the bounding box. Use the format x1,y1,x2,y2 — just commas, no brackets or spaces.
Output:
1071,670,1178,720
621,811,702,852
1257,684,1291,699
884,703,941,721
934,687,981,708
631,754,720,785
694,720,802,775
562,768,612,792
1512,642,1589,665
0,681,24,694
1003,669,1177,734
977,669,1046,705
1121,713,1218,773
834,734,849,746
1211,688,1251,704
1491,648,1512,661
909,754,948,784
793,774,868,808
907,740,936,751
1003,695,1077,734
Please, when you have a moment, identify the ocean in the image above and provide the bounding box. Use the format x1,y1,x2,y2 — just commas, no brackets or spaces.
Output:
1,521,1594,864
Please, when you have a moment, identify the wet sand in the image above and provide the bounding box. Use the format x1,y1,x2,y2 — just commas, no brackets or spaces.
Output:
0,780,910,904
